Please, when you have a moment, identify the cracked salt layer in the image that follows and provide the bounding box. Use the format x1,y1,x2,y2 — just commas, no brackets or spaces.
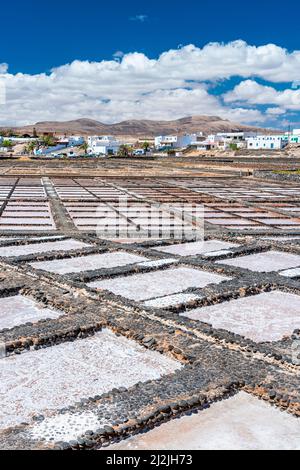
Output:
0,239,91,257
182,290,300,342
0,329,180,431
107,392,300,450
0,295,62,331
144,293,202,308
217,250,300,272
155,240,238,256
30,252,148,274
89,267,231,301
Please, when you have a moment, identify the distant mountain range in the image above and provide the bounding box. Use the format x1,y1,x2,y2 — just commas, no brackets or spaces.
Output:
1,116,279,137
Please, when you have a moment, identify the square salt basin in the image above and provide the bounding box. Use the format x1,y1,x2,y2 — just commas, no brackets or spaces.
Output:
181,291,300,342
282,208,300,212
206,218,257,226
0,218,52,225
0,239,91,257
217,250,300,272
235,212,279,218
88,267,231,301
279,268,300,278
30,251,148,274
155,240,238,257
255,219,300,226
75,218,131,225
0,295,62,331
107,392,300,450
225,226,266,230
0,226,55,231
144,293,202,309
0,329,180,430
262,237,300,241
3,212,50,217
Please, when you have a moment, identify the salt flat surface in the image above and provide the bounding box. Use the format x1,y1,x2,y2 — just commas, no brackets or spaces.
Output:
206,218,256,225
279,268,300,278
155,240,238,256
217,250,300,272
144,293,202,308
0,239,91,257
30,252,148,274
0,218,52,225
0,329,180,430
0,295,62,331
75,218,132,226
225,225,266,230
107,392,300,450
204,249,233,257
262,237,300,241
181,291,300,342
3,211,49,216
137,258,177,268
7,203,48,208
217,207,250,212
283,208,300,212
69,212,114,218
0,226,55,231
89,267,231,301
256,219,300,226
236,212,278,218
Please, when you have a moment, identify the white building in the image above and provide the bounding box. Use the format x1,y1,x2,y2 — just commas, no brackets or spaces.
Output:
155,133,202,149
191,135,229,151
58,136,85,146
216,132,256,142
246,135,288,150
87,136,120,156
288,129,300,144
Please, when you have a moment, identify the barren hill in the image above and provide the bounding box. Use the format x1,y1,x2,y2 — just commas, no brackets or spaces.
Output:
1,116,277,137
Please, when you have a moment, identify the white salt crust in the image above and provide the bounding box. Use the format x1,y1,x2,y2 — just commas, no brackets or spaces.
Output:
0,329,180,431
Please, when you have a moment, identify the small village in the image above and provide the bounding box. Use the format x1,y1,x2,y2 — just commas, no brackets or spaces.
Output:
1,128,300,158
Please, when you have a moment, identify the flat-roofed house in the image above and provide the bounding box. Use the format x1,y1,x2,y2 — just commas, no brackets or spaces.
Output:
246,135,288,150
87,136,120,156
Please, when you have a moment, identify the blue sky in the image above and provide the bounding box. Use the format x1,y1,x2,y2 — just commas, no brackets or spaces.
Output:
0,0,300,128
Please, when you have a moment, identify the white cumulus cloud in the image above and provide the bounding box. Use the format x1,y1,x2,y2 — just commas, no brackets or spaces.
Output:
224,80,300,110
1,40,300,126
